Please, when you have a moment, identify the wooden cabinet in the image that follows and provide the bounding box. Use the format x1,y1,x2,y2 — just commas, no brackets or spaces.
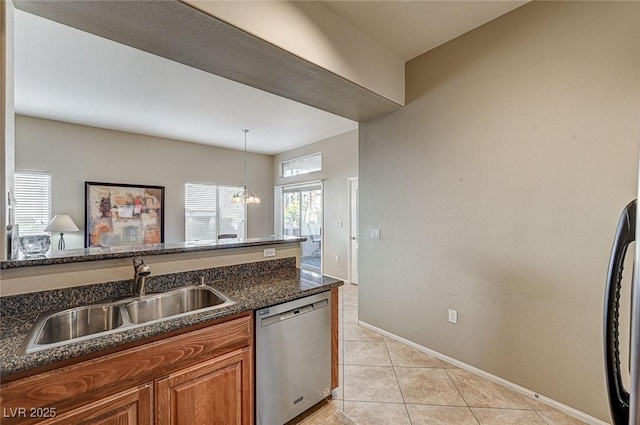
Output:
156,349,251,425
38,384,153,425
1,290,339,425
0,314,253,425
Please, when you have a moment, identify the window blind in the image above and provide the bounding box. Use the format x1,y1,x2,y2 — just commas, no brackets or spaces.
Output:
14,171,52,235
218,186,245,238
185,183,245,241
185,183,217,241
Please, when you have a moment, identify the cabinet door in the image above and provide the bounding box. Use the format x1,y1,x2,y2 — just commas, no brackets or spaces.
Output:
156,348,252,425
38,384,152,425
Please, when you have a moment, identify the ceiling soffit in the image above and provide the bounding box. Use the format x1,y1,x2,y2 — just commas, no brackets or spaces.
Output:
13,0,401,122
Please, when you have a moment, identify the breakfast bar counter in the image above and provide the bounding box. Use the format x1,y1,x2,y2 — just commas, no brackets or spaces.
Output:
1,259,342,378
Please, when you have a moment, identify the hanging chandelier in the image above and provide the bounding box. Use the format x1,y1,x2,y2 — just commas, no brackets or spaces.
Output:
232,129,261,204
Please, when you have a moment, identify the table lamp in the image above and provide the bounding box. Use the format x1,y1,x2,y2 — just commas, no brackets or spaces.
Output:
44,214,80,250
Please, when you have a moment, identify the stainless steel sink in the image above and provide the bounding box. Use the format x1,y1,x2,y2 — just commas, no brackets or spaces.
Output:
35,304,124,344
125,286,233,324
21,285,234,353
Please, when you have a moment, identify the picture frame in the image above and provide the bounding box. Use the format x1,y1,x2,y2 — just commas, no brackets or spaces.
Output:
85,182,165,248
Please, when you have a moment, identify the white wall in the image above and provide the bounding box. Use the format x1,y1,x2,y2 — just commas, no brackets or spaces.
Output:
274,129,358,280
185,0,404,105
15,115,273,249
359,2,639,422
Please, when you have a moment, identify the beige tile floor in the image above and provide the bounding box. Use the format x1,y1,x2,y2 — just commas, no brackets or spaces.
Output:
297,283,589,425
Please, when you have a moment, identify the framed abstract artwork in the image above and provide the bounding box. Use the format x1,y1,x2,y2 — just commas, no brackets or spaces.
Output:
85,182,165,248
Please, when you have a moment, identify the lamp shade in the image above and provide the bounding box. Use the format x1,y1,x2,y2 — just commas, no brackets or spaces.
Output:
44,215,80,232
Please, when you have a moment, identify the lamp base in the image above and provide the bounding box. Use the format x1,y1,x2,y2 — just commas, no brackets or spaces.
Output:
58,232,65,250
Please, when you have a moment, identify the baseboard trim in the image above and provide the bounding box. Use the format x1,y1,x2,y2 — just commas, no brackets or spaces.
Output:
357,320,609,425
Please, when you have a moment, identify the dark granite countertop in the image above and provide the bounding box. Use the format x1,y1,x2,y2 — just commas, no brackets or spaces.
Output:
1,235,306,269
0,267,342,377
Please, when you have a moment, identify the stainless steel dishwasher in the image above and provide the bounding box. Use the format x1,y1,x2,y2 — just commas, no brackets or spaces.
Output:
256,291,332,425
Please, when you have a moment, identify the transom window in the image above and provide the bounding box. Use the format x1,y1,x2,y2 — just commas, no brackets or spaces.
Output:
281,153,322,177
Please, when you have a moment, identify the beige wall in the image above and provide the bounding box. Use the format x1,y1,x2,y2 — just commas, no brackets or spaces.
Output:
359,2,640,422
274,129,358,280
185,0,404,105
15,115,274,248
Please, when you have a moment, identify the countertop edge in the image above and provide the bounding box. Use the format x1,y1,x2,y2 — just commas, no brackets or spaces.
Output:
0,271,343,379
1,237,306,269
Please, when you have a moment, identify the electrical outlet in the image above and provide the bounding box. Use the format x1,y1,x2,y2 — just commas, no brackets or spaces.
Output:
263,248,276,258
448,309,458,324
371,228,381,239
336,221,343,228
335,255,339,262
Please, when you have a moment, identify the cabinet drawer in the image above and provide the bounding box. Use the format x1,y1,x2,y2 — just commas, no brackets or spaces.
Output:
37,384,153,425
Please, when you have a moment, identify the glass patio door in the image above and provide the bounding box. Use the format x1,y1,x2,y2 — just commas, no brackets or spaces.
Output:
282,184,322,273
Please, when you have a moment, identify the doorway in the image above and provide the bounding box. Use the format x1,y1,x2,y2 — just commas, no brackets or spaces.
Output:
281,183,323,273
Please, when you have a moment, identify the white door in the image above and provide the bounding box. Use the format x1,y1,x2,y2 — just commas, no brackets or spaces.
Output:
349,178,358,285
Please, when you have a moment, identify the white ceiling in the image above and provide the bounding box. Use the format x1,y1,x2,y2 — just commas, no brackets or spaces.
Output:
14,2,528,155
14,10,358,155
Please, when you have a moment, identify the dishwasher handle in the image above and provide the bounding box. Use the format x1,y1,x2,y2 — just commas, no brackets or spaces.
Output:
280,304,314,321
260,299,329,327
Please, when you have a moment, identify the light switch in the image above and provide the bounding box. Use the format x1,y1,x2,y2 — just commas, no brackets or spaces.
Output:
371,228,381,239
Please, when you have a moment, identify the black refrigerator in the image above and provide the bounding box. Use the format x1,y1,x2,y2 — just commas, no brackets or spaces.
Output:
606,200,640,425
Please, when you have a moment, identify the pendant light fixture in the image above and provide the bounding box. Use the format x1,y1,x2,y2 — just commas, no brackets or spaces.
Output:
232,129,261,204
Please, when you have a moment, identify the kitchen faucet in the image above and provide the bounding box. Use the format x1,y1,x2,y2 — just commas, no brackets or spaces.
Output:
132,257,151,296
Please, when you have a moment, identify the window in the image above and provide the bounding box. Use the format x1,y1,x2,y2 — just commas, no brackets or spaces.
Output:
281,153,322,177
185,183,245,241
14,171,52,235
218,186,246,237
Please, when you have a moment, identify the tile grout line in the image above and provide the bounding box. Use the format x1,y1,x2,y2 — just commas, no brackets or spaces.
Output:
443,368,481,425
533,408,553,425
342,399,426,405
525,396,556,424
383,332,414,425
344,286,411,424
467,407,483,425
361,322,598,425
341,286,588,425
